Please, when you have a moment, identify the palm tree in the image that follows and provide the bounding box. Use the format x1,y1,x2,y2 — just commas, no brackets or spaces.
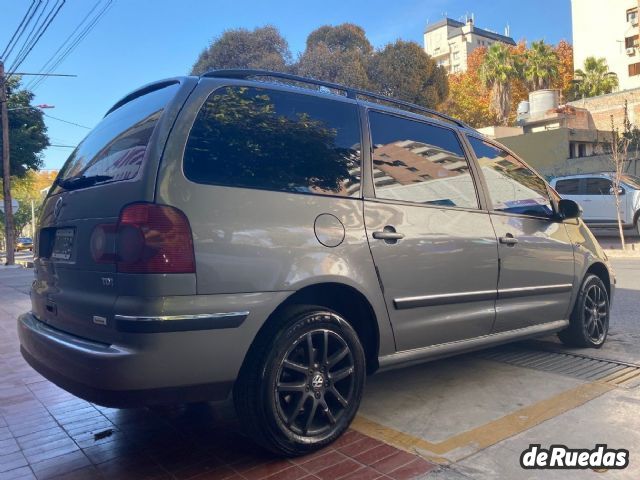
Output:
524,40,559,90
480,43,521,125
573,57,619,99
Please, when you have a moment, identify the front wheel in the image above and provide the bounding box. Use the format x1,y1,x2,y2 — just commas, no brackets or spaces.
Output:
558,274,609,348
234,305,366,456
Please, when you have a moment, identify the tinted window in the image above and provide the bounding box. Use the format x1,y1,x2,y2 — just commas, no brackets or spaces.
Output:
55,82,179,193
468,136,553,217
555,178,581,195
585,178,613,195
184,86,361,197
368,112,478,209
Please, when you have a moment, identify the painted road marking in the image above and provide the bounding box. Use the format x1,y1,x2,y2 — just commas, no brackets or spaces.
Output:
352,382,613,463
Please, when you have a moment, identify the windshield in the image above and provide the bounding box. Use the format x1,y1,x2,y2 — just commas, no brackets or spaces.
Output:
52,82,179,193
622,175,640,190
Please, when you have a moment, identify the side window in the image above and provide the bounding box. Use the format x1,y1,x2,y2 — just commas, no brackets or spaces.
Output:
368,111,479,209
555,178,581,195
585,178,613,195
184,86,361,197
468,136,553,218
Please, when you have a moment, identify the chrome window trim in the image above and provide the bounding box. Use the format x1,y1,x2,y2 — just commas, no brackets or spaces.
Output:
114,311,250,333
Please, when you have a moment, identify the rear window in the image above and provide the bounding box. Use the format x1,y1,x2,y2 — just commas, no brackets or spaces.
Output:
53,82,179,193
555,178,581,195
183,86,362,197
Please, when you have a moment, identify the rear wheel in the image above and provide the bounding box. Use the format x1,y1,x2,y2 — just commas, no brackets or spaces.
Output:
558,274,609,348
234,305,366,456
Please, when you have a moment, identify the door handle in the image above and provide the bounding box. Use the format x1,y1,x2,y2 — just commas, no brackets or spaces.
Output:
372,227,404,243
499,234,518,246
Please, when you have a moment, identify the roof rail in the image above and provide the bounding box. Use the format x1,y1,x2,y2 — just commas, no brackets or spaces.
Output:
202,69,469,129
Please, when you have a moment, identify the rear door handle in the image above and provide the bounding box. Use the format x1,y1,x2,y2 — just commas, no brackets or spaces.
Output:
372,227,404,243
499,234,518,246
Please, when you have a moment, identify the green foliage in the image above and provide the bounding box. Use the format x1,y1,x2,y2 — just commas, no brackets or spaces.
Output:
573,57,619,99
367,40,448,108
190,25,292,75
0,77,49,177
305,24,372,55
524,40,559,90
479,43,521,125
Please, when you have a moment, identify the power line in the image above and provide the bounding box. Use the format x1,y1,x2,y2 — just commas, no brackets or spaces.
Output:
30,0,113,91
2,0,41,62
8,0,66,80
25,0,102,90
43,112,90,129
1,0,37,60
8,0,50,71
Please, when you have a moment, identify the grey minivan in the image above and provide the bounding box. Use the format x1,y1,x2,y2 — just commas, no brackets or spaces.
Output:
18,70,614,456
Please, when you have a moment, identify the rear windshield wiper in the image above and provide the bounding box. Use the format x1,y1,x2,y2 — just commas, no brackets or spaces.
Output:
58,175,113,191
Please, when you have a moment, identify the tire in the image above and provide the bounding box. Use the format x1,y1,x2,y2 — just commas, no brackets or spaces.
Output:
233,304,366,456
558,274,609,348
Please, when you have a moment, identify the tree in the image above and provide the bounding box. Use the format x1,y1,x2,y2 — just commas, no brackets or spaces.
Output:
367,40,448,108
573,57,619,99
295,24,372,89
480,43,521,125
440,47,497,127
0,77,49,177
552,40,574,101
524,40,559,90
190,25,291,75
609,102,633,250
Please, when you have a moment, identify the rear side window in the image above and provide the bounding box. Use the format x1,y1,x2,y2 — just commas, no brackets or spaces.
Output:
555,179,581,195
368,112,478,209
54,82,179,193
585,178,613,195
184,86,362,197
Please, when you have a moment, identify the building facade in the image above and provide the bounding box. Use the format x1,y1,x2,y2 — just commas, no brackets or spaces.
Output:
423,17,515,74
571,0,640,91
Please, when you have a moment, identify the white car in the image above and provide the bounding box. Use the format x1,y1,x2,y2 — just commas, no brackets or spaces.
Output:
550,173,640,235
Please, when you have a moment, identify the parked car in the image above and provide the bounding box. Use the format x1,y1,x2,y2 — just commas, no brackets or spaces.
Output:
550,173,640,235
18,70,614,456
15,237,33,252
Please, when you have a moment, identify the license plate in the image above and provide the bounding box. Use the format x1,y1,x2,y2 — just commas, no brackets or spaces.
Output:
51,228,75,261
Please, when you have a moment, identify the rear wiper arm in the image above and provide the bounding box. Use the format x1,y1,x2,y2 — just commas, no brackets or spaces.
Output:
58,175,113,191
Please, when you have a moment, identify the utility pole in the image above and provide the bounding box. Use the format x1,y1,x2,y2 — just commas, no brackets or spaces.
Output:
0,60,15,265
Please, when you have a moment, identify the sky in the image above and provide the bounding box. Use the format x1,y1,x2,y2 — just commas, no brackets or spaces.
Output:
1,0,573,171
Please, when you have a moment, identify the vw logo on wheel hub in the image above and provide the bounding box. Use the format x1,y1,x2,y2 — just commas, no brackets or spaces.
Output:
311,373,324,390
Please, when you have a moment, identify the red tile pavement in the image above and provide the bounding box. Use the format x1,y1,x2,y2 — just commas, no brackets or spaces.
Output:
0,280,437,479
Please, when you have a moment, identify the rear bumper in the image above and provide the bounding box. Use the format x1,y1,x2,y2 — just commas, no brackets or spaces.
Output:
18,290,290,407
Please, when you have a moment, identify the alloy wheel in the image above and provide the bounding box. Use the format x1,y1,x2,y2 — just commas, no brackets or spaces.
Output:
274,328,355,437
583,283,608,344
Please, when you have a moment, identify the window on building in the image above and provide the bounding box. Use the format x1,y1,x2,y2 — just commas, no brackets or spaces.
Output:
368,112,479,209
184,86,362,197
452,51,459,60
626,35,639,49
627,8,638,24
578,143,587,157
585,178,613,195
452,64,461,73
467,136,553,218
554,179,581,195
629,62,640,76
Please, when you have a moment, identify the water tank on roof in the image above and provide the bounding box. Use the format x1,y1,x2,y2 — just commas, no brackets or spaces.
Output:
529,89,560,116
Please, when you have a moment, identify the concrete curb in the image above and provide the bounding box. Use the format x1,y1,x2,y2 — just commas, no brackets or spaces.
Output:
604,249,640,258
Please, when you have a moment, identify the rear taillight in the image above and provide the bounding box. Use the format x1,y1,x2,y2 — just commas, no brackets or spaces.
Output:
90,203,195,274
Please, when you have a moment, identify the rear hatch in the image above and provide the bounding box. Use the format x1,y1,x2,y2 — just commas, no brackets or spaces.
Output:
32,79,195,343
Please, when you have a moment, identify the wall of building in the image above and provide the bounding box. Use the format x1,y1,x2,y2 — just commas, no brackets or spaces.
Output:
571,0,640,91
569,87,640,131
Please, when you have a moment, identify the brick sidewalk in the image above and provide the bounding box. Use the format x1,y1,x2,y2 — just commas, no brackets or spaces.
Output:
0,277,436,480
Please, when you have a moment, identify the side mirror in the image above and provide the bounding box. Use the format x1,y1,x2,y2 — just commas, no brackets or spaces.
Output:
558,199,582,220
608,186,625,195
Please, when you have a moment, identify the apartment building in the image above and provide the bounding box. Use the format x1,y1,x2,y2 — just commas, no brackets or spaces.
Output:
423,17,515,74
571,0,640,91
